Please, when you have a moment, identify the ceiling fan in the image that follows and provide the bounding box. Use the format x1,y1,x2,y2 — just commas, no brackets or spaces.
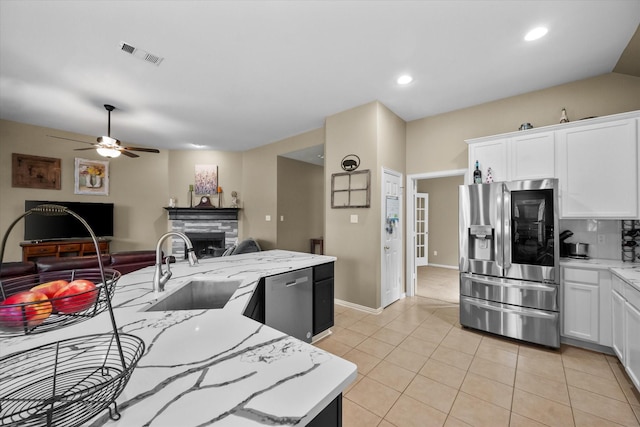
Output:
48,104,160,158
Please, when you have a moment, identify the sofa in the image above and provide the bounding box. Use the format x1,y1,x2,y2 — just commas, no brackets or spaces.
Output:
0,250,170,281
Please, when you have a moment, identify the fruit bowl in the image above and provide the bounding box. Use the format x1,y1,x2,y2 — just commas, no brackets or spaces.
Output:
0,268,120,337
0,333,145,427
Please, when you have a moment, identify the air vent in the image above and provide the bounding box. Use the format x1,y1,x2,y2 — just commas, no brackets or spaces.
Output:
119,41,164,66
120,42,136,54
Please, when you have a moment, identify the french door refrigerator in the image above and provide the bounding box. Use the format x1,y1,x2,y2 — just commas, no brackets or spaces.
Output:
459,178,560,348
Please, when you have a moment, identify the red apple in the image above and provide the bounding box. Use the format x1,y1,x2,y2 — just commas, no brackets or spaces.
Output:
30,280,69,299
0,290,52,329
52,280,98,314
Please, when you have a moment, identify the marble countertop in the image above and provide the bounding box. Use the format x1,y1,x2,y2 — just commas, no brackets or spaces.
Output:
1,250,357,426
560,257,640,292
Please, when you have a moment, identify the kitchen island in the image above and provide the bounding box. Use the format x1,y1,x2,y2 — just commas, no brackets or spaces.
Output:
1,250,357,426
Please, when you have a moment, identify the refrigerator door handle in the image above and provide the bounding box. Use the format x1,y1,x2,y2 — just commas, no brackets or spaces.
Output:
462,296,557,319
495,183,503,269
462,274,557,292
502,184,512,270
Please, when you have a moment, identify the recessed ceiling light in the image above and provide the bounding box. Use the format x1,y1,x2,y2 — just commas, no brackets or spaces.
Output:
525,27,548,41
190,143,206,148
397,75,413,85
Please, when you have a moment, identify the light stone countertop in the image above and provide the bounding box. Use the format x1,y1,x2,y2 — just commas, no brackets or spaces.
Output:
1,250,357,426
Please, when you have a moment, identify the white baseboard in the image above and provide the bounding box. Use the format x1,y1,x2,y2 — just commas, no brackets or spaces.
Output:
335,298,383,315
425,263,459,270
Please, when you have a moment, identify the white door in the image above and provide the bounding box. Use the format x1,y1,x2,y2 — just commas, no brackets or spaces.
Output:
415,193,428,267
382,169,403,308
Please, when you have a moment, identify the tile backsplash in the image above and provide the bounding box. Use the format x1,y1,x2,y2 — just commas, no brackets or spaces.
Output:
559,219,621,260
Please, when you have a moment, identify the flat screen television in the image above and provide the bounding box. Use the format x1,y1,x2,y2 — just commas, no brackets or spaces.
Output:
24,200,114,241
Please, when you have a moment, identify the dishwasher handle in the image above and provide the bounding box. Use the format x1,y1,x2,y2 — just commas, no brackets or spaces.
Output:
286,276,309,287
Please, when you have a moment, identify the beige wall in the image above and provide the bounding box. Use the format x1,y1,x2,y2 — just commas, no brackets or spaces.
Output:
276,156,324,252
406,73,640,175
325,101,406,309
241,127,325,250
417,175,464,267
0,119,170,262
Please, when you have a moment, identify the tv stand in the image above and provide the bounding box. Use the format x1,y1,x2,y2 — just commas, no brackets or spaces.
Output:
20,238,110,262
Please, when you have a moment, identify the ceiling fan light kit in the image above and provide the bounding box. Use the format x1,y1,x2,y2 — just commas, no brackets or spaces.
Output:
96,146,121,158
48,104,160,159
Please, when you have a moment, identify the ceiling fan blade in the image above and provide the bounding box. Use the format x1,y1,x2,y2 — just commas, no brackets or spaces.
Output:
123,146,160,153
120,150,140,158
48,135,96,146
73,147,97,151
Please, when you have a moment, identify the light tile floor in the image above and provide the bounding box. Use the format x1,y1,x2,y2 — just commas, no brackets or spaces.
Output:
416,266,459,304
315,297,640,427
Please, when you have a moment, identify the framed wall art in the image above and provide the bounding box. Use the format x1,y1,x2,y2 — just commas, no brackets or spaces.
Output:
12,153,61,190
74,158,109,195
194,164,218,195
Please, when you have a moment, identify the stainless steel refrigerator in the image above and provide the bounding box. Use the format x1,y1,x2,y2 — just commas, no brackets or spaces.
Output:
459,178,560,348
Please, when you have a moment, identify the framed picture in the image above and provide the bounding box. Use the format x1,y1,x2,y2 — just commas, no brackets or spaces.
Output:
12,153,61,190
74,158,109,195
194,164,218,195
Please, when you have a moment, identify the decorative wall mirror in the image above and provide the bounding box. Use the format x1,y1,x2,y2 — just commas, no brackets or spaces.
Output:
331,170,370,208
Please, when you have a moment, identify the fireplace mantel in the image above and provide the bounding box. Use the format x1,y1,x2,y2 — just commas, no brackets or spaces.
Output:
163,207,240,221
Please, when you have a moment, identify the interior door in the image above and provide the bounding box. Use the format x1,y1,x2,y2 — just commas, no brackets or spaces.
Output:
414,193,428,267
382,169,403,308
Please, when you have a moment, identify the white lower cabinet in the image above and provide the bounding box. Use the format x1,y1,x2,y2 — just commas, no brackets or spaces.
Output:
611,273,640,391
612,289,625,361
562,266,611,346
624,298,640,389
563,282,599,342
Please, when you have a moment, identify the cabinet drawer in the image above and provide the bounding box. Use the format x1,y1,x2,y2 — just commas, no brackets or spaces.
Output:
82,242,108,252
24,245,56,256
314,262,334,282
624,283,640,311
58,243,81,253
564,268,599,284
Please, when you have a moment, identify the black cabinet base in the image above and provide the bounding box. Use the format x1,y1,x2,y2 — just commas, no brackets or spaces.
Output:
308,393,342,427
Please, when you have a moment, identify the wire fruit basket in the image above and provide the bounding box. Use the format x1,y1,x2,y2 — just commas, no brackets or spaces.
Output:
0,204,145,426
0,333,144,427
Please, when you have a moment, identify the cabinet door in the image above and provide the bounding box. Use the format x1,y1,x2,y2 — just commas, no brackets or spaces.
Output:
557,118,638,218
612,289,625,361
468,139,508,184
510,131,555,180
313,278,334,335
624,299,640,390
563,282,599,342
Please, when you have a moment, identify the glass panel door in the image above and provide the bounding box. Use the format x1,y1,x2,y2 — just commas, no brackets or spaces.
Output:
510,189,555,267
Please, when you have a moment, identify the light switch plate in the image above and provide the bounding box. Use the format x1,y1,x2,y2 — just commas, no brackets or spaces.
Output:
350,214,358,223
265,215,271,221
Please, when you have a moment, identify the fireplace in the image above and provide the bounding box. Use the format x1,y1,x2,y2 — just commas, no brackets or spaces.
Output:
185,232,225,259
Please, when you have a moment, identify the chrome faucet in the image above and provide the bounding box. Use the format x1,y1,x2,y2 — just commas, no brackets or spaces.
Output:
153,231,199,293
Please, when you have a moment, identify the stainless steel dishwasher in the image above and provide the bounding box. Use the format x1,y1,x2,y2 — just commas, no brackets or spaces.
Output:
265,268,313,343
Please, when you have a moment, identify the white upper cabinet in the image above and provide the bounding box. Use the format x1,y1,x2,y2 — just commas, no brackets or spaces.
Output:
466,111,639,219
510,131,555,181
556,118,638,219
468,139,508,184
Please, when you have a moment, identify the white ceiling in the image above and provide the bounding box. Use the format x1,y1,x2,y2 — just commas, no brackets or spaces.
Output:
1,1,638,156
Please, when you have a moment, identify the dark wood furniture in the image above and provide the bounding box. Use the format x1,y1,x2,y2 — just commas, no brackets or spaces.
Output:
20,239,110,262
310,237,324,255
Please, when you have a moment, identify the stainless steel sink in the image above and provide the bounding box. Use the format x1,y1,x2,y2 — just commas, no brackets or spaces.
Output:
144,278,243,311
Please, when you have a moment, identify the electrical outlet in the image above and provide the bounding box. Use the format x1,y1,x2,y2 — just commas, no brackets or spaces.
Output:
597,234,606,244
434,250,438,256
280,215,284,222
